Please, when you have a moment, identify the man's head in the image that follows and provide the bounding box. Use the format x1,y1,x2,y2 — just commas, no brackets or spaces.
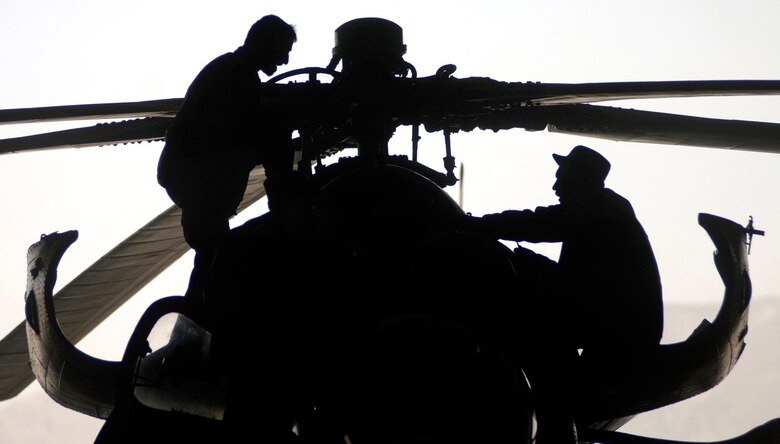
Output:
244,15,297,76
552,145,611,203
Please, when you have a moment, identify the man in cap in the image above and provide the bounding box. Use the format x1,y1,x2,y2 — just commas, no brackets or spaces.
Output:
158,15,300,301
464,145,662,353
462,145,662,443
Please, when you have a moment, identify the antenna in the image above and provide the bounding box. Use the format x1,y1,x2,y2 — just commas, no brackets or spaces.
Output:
745,216,765,254
458,161,465,209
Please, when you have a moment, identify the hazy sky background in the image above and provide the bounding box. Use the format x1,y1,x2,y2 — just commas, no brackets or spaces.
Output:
1,1,780,442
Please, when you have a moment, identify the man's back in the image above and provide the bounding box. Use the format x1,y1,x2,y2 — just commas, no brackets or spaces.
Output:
478,188,662,349
163,50,263,159
553,188,663,350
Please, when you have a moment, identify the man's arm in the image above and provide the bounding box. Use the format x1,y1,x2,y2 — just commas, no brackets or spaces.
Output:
461,206,566,242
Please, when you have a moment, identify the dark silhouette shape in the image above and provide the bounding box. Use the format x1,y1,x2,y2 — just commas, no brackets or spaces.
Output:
462,145,663,443
465,145,663,353
157,15,299,300
9,15,771,444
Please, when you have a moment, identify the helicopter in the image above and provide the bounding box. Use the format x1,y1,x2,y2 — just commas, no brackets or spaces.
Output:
1,6,780,444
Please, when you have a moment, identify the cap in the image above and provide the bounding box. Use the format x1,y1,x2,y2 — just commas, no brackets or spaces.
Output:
552,145,611,183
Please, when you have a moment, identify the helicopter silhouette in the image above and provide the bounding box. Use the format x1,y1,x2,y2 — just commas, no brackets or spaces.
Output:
1,16,780,444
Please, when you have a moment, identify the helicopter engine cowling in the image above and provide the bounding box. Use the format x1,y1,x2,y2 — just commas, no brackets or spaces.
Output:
312,161,465,260
199,160,534,442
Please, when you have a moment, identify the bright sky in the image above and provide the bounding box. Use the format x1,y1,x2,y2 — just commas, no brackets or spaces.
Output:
1,1,780,442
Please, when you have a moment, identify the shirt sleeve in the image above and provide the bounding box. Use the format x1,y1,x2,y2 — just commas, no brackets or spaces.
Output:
479,205,566,242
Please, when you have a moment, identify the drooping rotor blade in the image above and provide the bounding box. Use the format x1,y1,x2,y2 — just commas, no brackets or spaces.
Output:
0,166,268,401
544,104,780,153
573,214,750,425
580,417,780,444
0,117,173,155
0,99,182,125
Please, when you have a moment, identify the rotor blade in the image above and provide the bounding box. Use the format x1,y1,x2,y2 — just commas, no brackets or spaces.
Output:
544,104,780,153
470,79,780,106
441,104,780,153
0,117,172,154
0,99,182,125
3,81,778,126
580,417,780,444
0,166,267,400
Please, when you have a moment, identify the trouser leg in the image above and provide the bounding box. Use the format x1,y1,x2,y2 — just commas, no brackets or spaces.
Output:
506,246,578,443
180,208,230,304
